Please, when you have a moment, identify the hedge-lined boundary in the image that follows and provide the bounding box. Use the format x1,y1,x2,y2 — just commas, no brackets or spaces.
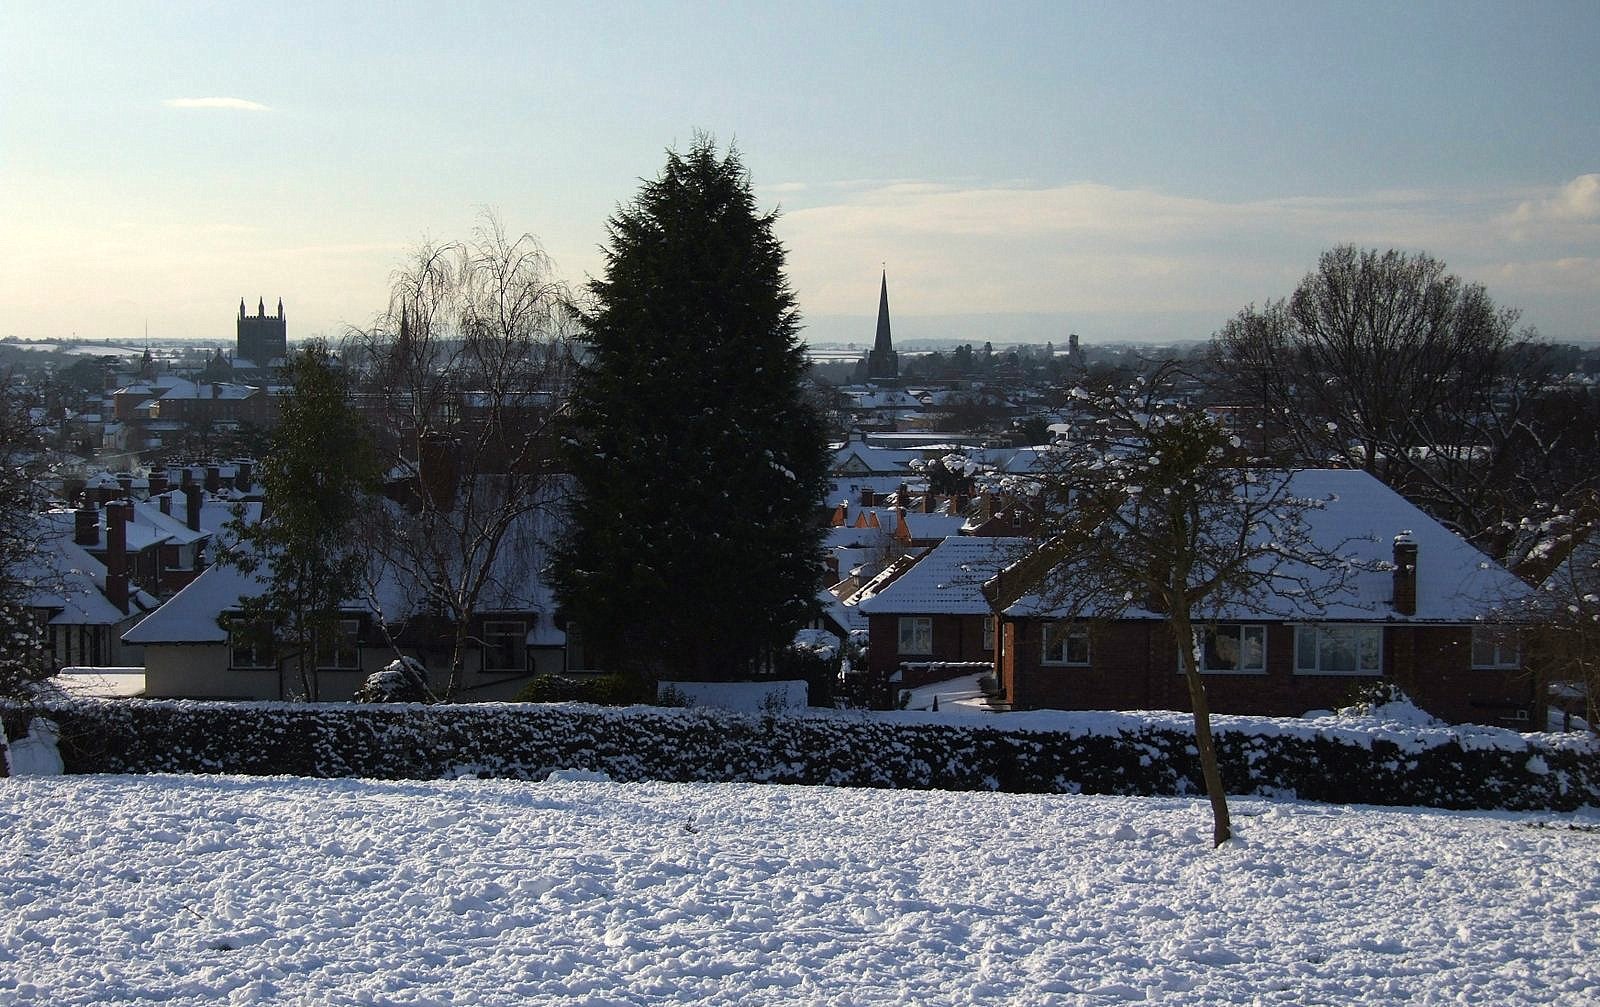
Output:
6,698,1598,811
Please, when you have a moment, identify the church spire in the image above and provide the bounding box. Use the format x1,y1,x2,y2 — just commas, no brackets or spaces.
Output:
874,269,892,355
866,268,899,383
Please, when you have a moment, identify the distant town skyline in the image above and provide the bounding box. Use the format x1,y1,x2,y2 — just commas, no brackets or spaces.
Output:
3,2,1596,345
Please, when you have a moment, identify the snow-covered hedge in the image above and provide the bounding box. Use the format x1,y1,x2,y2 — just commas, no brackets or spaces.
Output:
6,698,1597,811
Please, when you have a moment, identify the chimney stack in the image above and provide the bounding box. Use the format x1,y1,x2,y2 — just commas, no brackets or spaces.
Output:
859,487,876,508
105,501,129,614
185,484,203,533
159,492,171,517
1393,534,1418,616
117,472,133,500
205,466,221,493
235,460,254,494
74,506,99,546
149,470,169,496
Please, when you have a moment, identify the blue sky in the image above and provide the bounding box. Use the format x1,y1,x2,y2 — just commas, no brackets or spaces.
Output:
3,1,1596,346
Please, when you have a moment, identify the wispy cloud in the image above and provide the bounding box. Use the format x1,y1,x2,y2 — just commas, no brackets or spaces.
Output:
163,96,271,112
775,178,1599,338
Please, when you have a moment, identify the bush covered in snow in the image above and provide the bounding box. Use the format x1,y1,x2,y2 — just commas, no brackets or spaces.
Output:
9,698,1598,811
352,658,435,704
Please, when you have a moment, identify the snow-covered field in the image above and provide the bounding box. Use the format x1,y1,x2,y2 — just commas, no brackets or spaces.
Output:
2,775,1597,1006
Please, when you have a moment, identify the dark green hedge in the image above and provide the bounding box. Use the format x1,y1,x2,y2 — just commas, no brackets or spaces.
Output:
7,698,1597,812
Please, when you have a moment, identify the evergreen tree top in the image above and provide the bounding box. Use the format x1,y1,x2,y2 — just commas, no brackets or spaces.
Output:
583,136,801,362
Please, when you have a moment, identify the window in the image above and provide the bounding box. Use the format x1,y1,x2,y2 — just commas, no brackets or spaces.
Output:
1041,623,1090,666
1196,624,1266,674
228,618,276,670
898,617,933,655
1294,625,1381,675
982,616,995,653
482,620,527,673
1471,626,1520,669
316,619,361,670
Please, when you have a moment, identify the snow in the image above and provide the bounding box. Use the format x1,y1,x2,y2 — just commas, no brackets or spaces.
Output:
858,536,1027,615
51,667,147,698
4,718,63,775
899,671,993,713
1,774,1596,1005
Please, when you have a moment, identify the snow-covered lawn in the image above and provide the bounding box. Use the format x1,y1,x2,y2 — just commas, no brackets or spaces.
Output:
3,775,1598,1006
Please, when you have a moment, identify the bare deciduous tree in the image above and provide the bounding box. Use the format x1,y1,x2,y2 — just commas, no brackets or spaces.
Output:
344,216,576,698
998,362,1368,846
1211,246,1557,561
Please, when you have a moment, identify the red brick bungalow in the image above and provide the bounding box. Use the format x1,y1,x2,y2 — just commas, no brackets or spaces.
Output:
857,536,1028,693
989,470,1540,728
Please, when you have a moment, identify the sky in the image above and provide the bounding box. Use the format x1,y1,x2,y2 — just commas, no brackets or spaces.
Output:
2,1,1597,347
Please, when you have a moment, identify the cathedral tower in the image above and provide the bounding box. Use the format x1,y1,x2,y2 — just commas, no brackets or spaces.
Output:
236,296,287,365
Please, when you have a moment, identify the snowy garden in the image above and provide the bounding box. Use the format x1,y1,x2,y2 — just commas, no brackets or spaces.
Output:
2,772,1597,1005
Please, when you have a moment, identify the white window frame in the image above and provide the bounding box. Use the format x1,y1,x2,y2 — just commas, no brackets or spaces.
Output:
1471,625,1520,670
1041,623,1090,666
228,617,276,670
1294,624,1382,676
898,616,933,656
482,620,528,673
1192,623,1268,674
315,618,362,670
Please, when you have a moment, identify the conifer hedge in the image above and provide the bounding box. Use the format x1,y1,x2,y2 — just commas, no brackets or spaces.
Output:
7,698,1596,812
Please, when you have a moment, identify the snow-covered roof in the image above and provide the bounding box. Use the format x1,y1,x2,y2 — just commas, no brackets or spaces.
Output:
120,562,257,644
38,508,172,556
125,493,557,644
822,476,904,504
156,381,258,401
19,518,158,626
860,537,1027,616
830,443,923,475
1004,469,1534,622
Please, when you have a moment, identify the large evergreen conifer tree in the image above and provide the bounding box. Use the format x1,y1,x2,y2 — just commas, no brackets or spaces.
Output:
553,137,829,683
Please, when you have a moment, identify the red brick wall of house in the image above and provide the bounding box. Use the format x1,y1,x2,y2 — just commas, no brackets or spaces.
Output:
867,612,995,687
999,618,1537,727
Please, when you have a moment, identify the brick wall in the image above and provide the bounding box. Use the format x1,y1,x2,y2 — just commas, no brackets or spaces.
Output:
868,612,994,687
1001,617,1538,728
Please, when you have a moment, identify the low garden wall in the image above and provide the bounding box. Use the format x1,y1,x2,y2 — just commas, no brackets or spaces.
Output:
4,698,1597,811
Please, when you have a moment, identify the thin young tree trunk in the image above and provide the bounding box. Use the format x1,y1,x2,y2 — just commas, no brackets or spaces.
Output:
1171,608,1232,846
